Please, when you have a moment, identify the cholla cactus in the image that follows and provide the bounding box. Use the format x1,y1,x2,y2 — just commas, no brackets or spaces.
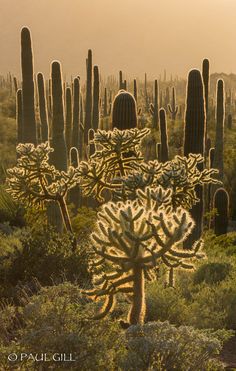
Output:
6,142,79,233
86,186,204,325
78,129,218,205
78,128,149,201
119,154,219,209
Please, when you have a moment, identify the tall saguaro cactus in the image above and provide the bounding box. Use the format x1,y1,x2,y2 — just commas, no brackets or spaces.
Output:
183,69,206,247
72,77,80,149
85,49,92,144
213,79,225,181
149,80,159,129
21,27,37,144
202,58,210,153
92,65,100,130
50,61,67,171
133,79,137,102
37,73,49,142
65,87,72,152
159,108,169,163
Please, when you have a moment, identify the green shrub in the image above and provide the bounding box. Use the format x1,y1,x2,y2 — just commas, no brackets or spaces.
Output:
146,281,188,325
193,262,232,285
0,283,126,371
0,224,92,300
122,321,226,370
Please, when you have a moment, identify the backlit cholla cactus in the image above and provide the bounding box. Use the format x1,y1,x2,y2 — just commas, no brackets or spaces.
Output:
78,128,149,201
86,186,204,325
7,142,79,233
117,154,219,208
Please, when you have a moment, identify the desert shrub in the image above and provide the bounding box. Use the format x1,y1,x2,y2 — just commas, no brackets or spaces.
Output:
146,281,188,325
121,321,226,371
0,283,126,371
193,262,232,285
71,206,97,242
0,224,92,300
187,279,236,330
0,283,230,371
203,232,236,257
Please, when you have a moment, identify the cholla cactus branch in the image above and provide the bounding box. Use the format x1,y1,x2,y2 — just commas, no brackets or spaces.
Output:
6,142,79,234
86,186,204,325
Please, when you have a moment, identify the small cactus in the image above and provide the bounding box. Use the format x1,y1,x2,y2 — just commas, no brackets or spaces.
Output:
159,108,169,163
167,87,178,121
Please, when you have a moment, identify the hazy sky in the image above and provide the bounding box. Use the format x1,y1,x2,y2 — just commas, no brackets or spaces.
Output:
0,0,235,80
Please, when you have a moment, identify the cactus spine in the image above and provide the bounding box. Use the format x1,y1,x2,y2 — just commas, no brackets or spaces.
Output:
159,108,169,163
21,27,37,144
92,65,100,130
72,77,80,148
112,90,137,130
213,188,229,236
37,73,49,142
85,49,92,144
183,69,205,247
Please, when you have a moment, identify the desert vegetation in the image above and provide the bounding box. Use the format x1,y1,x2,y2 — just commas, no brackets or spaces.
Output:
0,26,236,370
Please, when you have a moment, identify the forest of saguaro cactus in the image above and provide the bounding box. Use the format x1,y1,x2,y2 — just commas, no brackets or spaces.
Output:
0,22,236,370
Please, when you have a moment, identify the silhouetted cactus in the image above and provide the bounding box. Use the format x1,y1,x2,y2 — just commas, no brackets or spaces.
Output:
149,80,159,129
72,77,80,148
37,73,49,142
202,58,209,152
65,87,72,152
21,27,37,144
209,147,215,168
112,90,137,130
133,79,137,102
165,86,170,108
119,70,123,90
168,87,178,120
183,69,206,247
16,89,23,144
159,108,169,163
213,188,229,236
92,65,100,130
84,49,92,144
213,79,225,181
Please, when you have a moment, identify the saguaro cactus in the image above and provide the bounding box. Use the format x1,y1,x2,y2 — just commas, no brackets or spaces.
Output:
37,73,49,142
112,90,137,130
149,80,159,129
72,77,80,149
21,27,37,144
227,113,232,130
159,108,169,163
50,61,67,171
213,79,225,182
133,79,137,102
168,87,178,121
213,188,229,236
202,58,209,152
183,69,206,247
84,49,92,144
92,65,100,130
65,87,72,152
